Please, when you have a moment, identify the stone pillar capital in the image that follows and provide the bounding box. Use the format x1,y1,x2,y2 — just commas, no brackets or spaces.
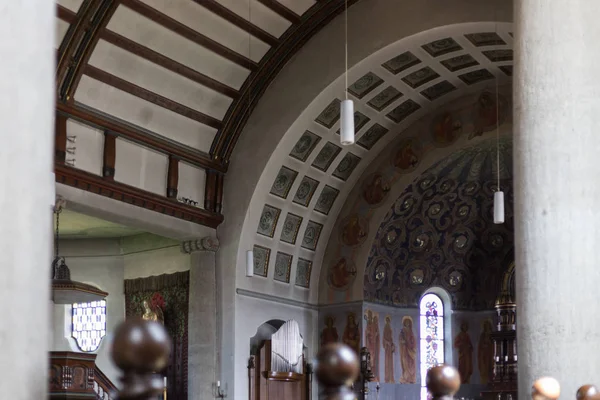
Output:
181,237,219,253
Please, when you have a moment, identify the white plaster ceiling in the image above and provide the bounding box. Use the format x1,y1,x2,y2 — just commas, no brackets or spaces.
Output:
238,22,514,303
56,209,143,239
55,0,318,155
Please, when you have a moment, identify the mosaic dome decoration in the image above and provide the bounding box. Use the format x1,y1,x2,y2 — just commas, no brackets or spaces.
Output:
364,138,514,310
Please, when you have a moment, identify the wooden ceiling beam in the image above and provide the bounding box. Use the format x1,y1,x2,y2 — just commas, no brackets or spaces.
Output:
211,0,360,161
58,0,120,103
256,0,301,24
84,65,223,130
56,102,227,173
192,0,279,47
58,5,239,99
55,164,224,228
121,0,258,71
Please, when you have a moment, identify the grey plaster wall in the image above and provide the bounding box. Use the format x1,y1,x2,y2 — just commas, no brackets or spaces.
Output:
53,238,124,386
218,1,513,395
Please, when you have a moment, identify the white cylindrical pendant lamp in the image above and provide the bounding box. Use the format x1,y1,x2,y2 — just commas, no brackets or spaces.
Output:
340,99,355,145
246,250,254,277
494,191,505,224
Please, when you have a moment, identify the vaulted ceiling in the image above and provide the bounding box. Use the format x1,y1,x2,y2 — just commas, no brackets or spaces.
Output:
54,0,356,227
55,0,353,164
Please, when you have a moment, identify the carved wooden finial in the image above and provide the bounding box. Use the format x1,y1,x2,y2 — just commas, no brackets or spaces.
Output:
577,385,600,400
426,365,461,400
111,318,171,400
532,377,561,400
315,343,359,400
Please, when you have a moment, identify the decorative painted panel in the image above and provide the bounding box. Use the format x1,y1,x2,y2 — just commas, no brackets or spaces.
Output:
292,175,319,207
420,81,456,101
295,258,312,288
289,131,321,162
465,32,505,47
458,69,495,85
421,37,462,57
301,220,323,251
280,213,303,244
315,99,342,129
274,252,292,283
253,245,270,277
381,51,420,75
312,142,342,172
348,72,384,99
402,67,440,89
386,100,422,123
314,185,340,215
357,123,389,150
333,153,361,182
270,166,299,199
440,54,479,72
367,86,403,112
257,204,281,238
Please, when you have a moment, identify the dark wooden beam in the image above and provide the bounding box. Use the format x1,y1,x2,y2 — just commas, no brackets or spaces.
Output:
121,0,257,71
256,0,301,24
58,0,120,103
215,172,224,214
83,65,223,130
192,0,278,47
103,132,116,179
167,156,179,198
204,170,217,212
57,5,239,99
56,0,97,96
56,102,227,173
55,163,224,228
211,0,360,161
55,114,68,164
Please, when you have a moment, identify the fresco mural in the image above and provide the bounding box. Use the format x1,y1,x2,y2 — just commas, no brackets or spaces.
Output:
454,320,474,384
363,138,514,310
321,88,512,307
477,319,494,384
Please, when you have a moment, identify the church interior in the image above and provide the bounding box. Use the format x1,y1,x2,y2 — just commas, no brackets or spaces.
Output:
6,0,599,399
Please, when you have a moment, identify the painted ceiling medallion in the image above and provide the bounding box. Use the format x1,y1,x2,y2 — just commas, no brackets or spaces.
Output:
449,270,463,287
410,269,425,285
328,257,357,291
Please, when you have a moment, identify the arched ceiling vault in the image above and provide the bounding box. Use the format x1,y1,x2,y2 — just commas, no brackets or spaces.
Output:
54,0,355,227
237,21,513,304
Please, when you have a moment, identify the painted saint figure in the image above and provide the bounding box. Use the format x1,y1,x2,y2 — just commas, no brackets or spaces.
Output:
478,319,494,384
363,174,390,205
321,315,339,347
383,316,395,383
328,258,356,290
454,321,474,383
364,310,380,381
142,299,164,325
399,316,417,383
343,312,361,355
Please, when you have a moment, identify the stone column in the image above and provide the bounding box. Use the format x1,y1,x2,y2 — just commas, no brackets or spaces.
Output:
0,1,54,399
182,237,219,399
514,1,600,397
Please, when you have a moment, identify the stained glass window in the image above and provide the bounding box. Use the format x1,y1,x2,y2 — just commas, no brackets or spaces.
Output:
72,300,106,352
420,293,444,400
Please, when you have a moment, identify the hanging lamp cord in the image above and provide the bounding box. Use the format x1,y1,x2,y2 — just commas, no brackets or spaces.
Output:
495,20,501,192
344,0,348,100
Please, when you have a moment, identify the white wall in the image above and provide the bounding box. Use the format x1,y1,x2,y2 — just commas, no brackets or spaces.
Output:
234,294,319,400
53,238,125,386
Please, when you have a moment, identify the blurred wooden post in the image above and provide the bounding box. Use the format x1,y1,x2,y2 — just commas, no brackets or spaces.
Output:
111,318,172,400
426,365,461,400
315,343,359,400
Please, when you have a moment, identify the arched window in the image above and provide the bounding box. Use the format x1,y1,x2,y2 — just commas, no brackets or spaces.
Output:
420,293,444,399
72,300,106,352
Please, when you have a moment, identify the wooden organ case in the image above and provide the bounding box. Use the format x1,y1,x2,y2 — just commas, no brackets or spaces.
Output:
482,262,517,400
248,320,312,400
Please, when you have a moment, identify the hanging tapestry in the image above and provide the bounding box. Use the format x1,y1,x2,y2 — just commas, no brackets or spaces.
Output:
124,271,189,400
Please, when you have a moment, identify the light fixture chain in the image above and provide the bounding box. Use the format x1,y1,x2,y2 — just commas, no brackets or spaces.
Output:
495,19,500,192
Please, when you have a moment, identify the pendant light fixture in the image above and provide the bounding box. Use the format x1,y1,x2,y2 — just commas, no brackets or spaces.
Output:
245,1,255,278
340,0,355,146
493,25,504,224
